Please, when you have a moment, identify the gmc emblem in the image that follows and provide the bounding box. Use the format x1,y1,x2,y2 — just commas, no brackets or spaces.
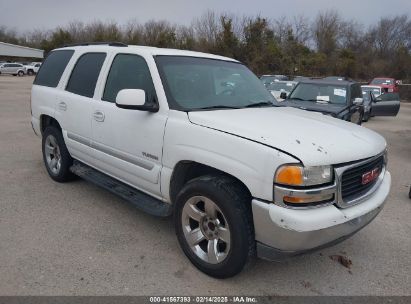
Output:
362,167,380,185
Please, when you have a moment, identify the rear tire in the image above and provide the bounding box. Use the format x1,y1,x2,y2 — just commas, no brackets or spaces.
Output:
174,175,255,278
42,126,75,182
27,69,34,76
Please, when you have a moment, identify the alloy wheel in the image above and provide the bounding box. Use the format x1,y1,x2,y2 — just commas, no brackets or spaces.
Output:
181,196,231,264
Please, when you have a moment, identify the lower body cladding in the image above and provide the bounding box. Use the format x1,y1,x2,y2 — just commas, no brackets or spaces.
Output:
252,171,391,261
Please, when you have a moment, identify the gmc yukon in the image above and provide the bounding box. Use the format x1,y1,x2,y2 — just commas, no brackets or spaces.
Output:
31,43,391,278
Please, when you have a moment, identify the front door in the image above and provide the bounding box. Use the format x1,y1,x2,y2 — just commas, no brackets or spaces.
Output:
371,93,401,116
90,53,167,196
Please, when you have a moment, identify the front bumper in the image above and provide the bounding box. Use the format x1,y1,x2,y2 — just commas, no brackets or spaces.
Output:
252,171,391,261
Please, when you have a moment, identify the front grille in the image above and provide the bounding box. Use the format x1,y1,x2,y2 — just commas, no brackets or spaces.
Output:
341,156,384,201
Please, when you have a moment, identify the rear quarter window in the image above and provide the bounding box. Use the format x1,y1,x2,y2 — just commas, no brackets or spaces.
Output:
34,50,74,87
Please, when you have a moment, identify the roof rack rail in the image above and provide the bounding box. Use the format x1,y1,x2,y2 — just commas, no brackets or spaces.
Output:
63,42,128,47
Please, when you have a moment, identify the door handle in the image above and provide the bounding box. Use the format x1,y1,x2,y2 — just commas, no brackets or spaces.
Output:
93,111,105,122
58,102,67,111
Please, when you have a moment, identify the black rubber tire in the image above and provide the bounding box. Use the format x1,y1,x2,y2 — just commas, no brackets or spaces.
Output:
357,111,364,125
42,126,76,182
174,175,255,278
363,111,370,122
27,69,34,76
17,71,24,77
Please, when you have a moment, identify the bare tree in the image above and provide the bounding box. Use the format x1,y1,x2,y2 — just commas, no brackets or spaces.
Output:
312,10,343,55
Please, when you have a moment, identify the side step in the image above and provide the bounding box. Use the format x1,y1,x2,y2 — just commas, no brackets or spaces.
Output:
70,160,172,217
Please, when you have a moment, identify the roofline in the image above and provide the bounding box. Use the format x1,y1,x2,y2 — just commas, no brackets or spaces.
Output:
54,44,239,63
299,79,357,85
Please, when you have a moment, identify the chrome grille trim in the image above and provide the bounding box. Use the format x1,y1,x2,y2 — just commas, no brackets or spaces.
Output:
334,152,386,208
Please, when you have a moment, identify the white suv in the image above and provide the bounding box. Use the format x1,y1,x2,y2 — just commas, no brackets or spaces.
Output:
31,43,391,278
0,63,26,76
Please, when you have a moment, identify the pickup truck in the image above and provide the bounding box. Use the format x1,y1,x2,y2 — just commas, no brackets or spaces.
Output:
25,62,42,75
369,77,399,93
31,43,391,278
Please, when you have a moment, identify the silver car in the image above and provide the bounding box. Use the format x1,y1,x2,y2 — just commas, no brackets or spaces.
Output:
0,63,26,76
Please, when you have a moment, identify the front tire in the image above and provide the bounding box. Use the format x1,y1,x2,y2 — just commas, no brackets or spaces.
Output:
363,111,370,122
42,126,75,182
17,71,24,77
174,175,255,278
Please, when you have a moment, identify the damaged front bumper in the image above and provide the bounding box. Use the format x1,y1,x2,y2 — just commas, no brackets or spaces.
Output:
252,171,391,261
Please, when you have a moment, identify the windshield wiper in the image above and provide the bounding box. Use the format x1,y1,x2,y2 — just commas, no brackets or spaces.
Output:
244,101,274,108
194,105,241,110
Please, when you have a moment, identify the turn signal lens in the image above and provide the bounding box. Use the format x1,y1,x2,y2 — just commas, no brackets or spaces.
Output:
275,165,303,186
283,194,334,204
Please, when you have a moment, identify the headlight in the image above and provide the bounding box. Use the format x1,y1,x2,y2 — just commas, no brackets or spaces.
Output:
275,164,333,186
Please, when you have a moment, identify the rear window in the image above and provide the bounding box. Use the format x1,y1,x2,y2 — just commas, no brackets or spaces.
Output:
34,50,74,87
66,53,106,98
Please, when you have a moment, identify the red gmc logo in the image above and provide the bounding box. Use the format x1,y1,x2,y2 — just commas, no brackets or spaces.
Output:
362,167,380,185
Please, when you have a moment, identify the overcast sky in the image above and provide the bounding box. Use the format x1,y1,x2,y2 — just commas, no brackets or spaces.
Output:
1,0,410,33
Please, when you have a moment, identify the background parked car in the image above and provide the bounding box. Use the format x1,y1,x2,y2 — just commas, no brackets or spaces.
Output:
24,62,42,75
278,79,367,125
0,63,26,76
369,77,399,93
260,74,289,86
361,85,383,97
266,80,297,100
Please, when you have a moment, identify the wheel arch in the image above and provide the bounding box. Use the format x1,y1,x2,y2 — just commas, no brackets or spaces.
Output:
40,114,62,135
169,160,252,205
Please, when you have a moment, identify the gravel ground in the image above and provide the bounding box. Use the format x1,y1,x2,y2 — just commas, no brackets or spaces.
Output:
0,75,410,296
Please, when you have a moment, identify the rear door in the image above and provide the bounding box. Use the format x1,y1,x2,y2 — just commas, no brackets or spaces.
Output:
2,64,13,74
371,93,401,116
56,52,107,161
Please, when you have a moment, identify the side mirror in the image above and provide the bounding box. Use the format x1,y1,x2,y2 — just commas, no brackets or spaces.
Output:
353,97,363,105
115,89,158,112
280,92,287,99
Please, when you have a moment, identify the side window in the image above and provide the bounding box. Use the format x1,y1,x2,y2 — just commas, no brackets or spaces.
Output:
103,54,156,103
66,53,106,98
34,50,74,87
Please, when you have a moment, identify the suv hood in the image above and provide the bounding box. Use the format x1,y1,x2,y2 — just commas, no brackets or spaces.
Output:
188,107,386,166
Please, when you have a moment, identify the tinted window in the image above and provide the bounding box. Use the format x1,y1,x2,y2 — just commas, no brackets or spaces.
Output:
34,50,74,87
103,54,156,103
66,53,106,98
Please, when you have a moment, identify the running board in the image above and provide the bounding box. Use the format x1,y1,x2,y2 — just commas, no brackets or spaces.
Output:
70,160,172,217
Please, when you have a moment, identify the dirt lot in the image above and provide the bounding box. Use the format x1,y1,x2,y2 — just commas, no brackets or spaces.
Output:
0,76,410,295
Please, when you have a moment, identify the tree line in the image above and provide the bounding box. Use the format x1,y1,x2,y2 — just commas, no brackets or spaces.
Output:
1,10,410,81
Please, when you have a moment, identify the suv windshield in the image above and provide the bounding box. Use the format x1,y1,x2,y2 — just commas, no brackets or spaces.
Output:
288,83,348,105
155,56,275,111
